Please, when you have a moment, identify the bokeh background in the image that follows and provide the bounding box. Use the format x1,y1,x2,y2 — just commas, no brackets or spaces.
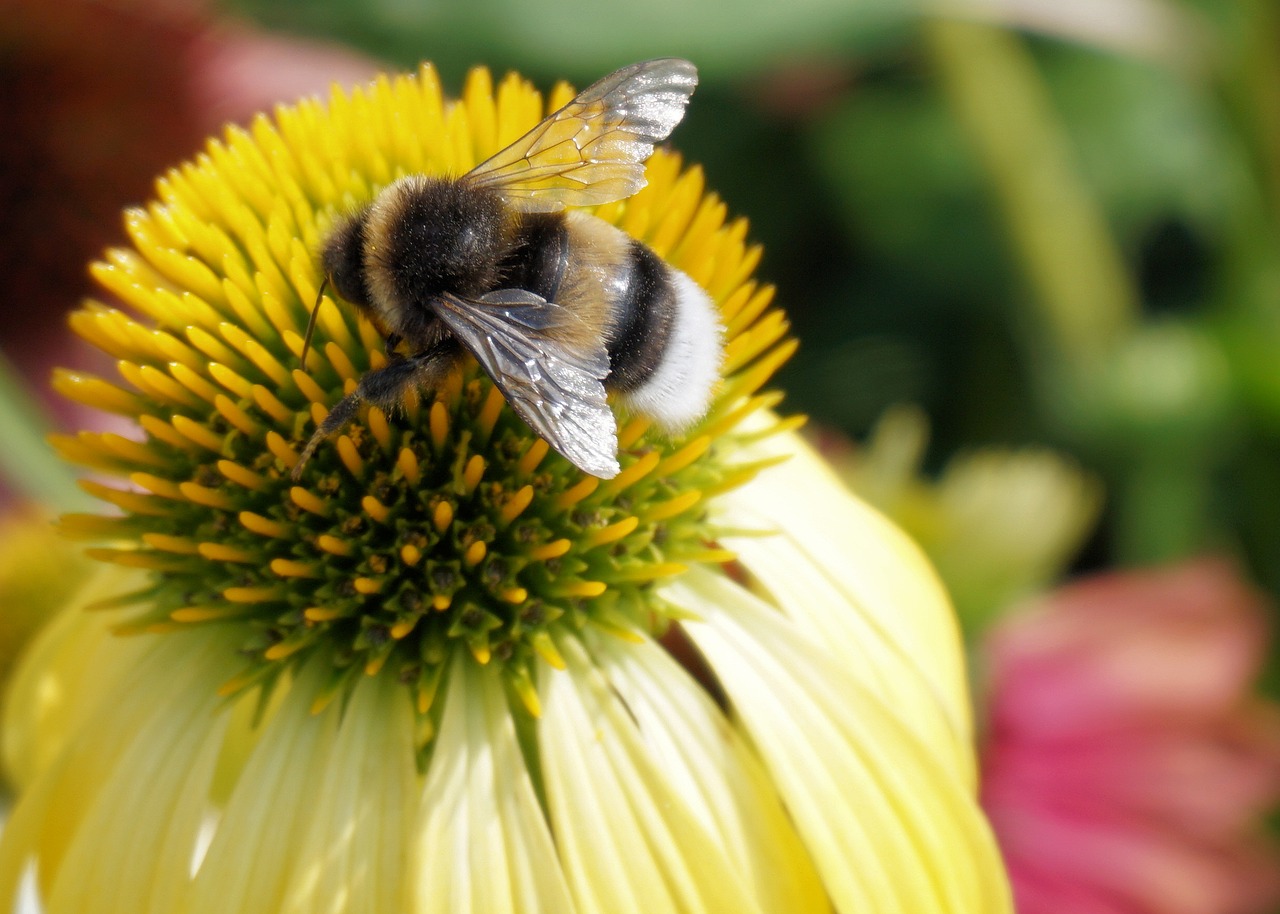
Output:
4,0,1280,911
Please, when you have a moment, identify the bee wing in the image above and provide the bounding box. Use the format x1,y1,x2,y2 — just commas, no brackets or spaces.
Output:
433,290,620,478
462,58,698,212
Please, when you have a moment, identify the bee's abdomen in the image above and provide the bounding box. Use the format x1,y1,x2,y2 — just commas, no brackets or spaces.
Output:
604,240,722,432
605,243,675,394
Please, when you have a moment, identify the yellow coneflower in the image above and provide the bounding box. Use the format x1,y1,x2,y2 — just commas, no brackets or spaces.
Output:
0,64,1011,913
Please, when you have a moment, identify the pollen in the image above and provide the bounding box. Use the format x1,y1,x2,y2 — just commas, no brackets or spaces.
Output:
58,61,798,714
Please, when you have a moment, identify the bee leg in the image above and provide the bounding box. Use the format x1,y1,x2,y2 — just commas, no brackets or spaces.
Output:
292,339,459,478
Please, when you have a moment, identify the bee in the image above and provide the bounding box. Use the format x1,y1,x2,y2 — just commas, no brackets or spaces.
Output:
295,58,721,480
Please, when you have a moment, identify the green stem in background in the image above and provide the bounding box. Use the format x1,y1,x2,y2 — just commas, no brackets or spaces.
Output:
0,351,86,513
924,19,1139,379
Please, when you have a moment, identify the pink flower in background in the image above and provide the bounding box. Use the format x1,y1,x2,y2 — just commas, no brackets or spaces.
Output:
980,560,1280,914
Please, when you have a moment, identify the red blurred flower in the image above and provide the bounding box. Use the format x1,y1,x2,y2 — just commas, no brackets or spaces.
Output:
1,0,378,418
980,560,1280,914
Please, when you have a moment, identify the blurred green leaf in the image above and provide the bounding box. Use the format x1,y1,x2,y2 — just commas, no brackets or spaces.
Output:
224,0,919,81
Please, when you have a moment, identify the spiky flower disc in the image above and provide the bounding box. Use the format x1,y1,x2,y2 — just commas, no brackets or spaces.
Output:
54,64,793,715
12,63,1014,914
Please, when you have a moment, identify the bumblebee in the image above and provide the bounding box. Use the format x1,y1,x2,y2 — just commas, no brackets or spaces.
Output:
296,58,721,479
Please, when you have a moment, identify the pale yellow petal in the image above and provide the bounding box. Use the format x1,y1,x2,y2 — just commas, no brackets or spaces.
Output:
188,666,374,914
413,659,575,914
2,568,152,789
673,566,1011,914
0,628,237,912
278,673,417,914
720,426,973,775
538,637,764,914
588,632,830,914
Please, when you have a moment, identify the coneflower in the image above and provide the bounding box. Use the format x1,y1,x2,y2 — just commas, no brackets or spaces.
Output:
0,62,1010,914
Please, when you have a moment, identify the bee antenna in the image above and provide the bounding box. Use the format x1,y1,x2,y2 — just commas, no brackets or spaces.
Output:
300,278,329,367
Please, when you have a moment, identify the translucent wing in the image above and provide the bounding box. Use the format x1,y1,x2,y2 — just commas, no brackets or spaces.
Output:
432,290,620,477
463,58,698,212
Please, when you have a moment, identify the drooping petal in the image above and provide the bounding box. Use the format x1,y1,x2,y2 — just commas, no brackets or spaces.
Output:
2,567,152,789
538,636,766,914
672,565,1011,914
413,658,575,914
188,665,415,914
0,627,239,913
718,427,974,781
588,631,830,914
277,673,418,914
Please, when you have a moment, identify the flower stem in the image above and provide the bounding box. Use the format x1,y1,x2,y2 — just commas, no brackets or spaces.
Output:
925,19,1139,382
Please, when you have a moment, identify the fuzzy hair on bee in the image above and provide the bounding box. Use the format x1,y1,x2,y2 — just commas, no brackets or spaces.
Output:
295,58,722,479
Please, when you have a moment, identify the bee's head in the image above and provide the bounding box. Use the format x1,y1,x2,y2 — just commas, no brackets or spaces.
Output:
320,209,374,309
